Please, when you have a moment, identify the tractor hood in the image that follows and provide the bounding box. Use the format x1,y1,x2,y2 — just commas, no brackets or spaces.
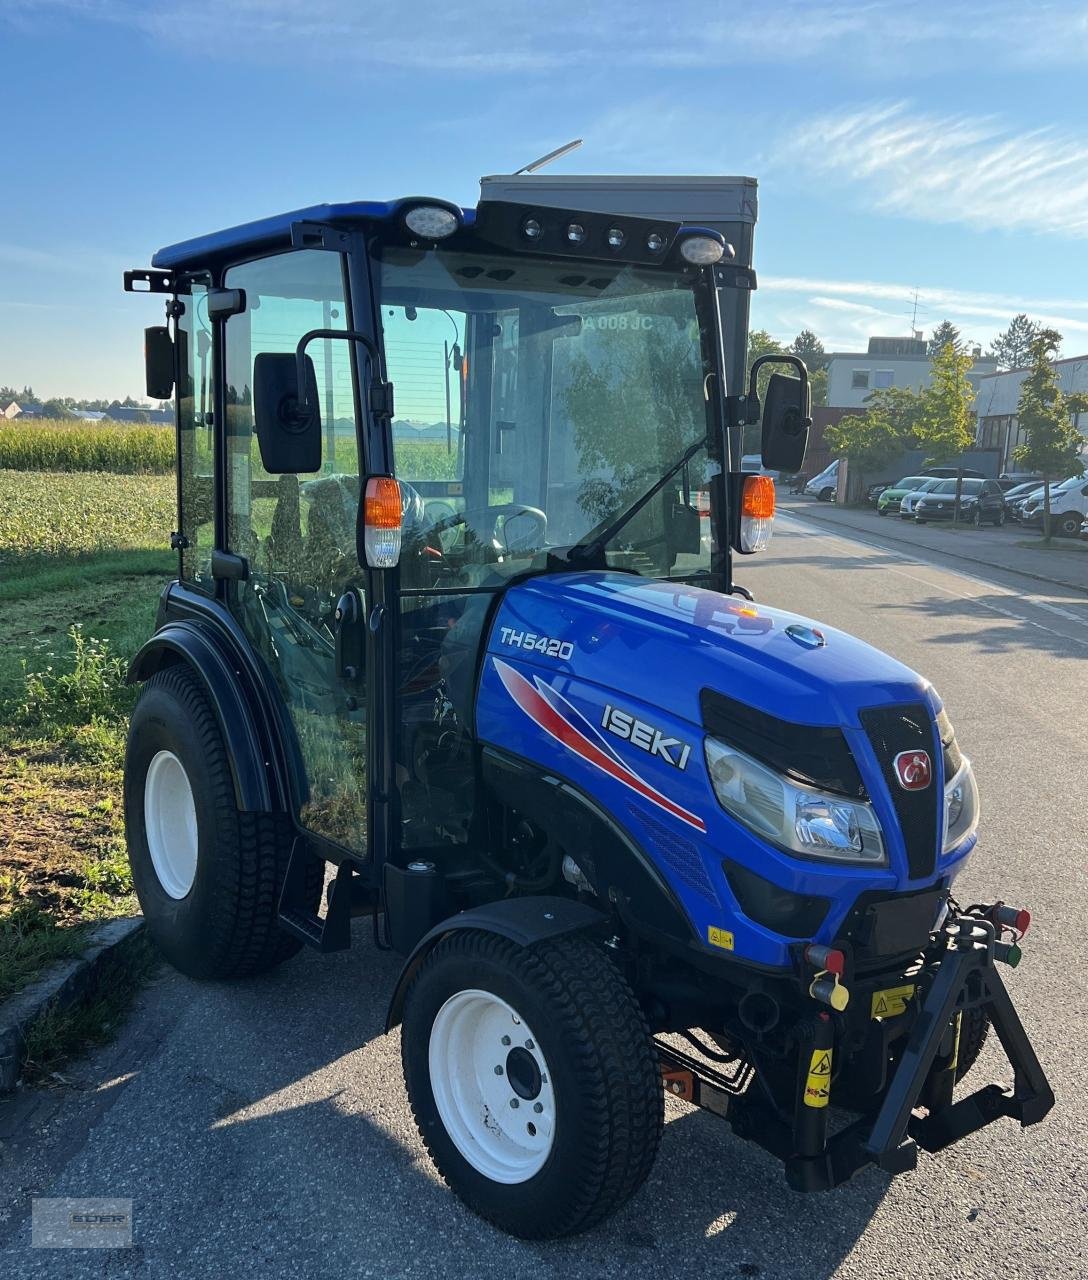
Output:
485,571,934,730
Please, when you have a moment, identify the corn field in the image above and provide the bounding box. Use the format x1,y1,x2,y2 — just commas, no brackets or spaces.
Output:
0,419,175,474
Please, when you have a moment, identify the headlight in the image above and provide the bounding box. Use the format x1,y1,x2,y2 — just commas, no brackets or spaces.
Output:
942,757,979,853
705,738,886,865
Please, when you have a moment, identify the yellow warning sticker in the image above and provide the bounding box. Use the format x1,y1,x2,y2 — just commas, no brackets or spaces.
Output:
803,1048,833,1109
707,926,735,951
870,984,916,1020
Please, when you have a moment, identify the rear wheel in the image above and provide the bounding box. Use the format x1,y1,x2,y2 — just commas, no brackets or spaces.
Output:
819,487,834,502
1057,511,1082,537
124,664,321,979
401,930,663,1238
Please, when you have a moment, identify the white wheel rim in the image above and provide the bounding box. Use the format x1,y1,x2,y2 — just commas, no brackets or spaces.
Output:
144,750,199,900
428,989,556,1184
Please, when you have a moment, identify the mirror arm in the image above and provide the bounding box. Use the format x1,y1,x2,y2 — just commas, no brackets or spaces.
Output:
744,354,812,426
295,328,394,420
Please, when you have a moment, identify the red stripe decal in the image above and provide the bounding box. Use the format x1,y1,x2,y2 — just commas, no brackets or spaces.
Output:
493,659,706,833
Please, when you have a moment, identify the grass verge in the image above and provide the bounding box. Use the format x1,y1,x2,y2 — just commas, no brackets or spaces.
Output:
21,932,158,1083
0,542,168,1006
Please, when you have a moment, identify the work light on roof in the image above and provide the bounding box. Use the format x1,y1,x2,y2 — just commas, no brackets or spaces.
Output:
403,205,460,240
566,223,587,244
679,234,726,266
606,227,626,249
522,216,543,240
646,231,666,254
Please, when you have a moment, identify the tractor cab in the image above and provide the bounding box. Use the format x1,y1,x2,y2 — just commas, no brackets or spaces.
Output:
126,194,806,871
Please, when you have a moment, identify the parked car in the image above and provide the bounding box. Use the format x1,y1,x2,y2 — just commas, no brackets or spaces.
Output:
1005,482,1046,522
803,459,839,501
920,465,986,479
898,477,945,519
865,480,893,506
914,478,1007,526
876,475,932,515
1000,471,1044,485
1019,473,1088,537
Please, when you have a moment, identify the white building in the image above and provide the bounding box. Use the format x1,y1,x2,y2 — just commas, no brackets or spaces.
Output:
826,337,999,409
974,354,1088,472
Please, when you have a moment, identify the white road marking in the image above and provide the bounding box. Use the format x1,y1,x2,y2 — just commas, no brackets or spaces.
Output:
776,512,1088,649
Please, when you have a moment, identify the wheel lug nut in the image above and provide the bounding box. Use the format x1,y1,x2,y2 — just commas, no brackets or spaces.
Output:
494,1065,503,1075
510,1098,520,1109
533,1102,543,1113
501,1035,511,1046
525,1039,535,1050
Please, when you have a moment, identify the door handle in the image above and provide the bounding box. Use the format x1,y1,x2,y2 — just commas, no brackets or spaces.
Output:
334,590,364,682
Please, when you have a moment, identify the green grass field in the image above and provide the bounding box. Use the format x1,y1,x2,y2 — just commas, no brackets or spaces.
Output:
1,463,173,1004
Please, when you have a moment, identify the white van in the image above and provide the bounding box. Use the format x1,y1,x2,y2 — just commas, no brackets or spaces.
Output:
1020,471,1088,537
804,459,840,501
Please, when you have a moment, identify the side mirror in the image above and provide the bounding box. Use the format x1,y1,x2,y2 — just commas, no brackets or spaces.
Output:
253,352,321,474
144,326,174,400
760,371,811,473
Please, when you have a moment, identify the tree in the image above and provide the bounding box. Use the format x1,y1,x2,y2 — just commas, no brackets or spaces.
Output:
1012,329,1088,541
916,342,976,465
928,320,961,355
825,384,925,476
40,399,74,419
788,329,828,406
988,314,1041,370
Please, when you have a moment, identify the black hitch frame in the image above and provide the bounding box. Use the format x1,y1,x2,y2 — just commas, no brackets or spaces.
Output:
663,916,1054,1192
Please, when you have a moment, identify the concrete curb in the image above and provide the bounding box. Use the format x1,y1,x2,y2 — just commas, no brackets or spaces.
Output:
784,505,1088,597
0,917,145,1093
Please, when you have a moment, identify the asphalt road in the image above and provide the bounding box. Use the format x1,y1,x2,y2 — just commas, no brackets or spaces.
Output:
2,516,1086,1279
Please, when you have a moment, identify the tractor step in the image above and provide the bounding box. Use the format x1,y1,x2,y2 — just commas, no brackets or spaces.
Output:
277,841,353,952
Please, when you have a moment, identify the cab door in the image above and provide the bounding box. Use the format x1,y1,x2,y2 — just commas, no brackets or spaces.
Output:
220,248,370,858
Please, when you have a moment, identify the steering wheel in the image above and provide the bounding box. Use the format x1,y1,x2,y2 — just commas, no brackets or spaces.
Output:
426,503,548,559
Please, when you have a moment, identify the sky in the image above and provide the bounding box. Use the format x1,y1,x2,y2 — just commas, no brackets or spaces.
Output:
2,0,1088,400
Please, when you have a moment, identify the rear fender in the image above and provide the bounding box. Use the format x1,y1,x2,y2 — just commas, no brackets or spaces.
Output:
128,620,288,814
384,895,607,1031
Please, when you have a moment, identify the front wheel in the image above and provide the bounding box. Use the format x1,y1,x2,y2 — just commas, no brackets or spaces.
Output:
819,487,834,502
1057,512,1082,537
401,930,663,1238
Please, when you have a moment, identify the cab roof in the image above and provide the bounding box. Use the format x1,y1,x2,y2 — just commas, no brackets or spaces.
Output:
151,199,475,272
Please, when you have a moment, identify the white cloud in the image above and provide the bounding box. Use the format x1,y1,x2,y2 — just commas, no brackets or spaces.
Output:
781,102,1088,240
6,1,1088,74
754,273,1088,351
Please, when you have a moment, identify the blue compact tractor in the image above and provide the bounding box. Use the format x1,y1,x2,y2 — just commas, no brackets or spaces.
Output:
123,184,1052,1238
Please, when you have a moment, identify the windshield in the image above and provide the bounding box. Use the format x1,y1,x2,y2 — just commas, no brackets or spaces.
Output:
895,476,929,490
931,478,983,494
376,245,715,592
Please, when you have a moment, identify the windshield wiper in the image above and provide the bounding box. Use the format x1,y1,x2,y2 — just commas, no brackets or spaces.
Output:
568,434,708,566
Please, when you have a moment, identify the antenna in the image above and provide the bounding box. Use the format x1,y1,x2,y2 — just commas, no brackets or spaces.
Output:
907,287,926,337
514,139,583,175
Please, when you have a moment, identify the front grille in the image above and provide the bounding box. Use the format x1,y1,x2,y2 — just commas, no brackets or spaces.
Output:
859,703,939,880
